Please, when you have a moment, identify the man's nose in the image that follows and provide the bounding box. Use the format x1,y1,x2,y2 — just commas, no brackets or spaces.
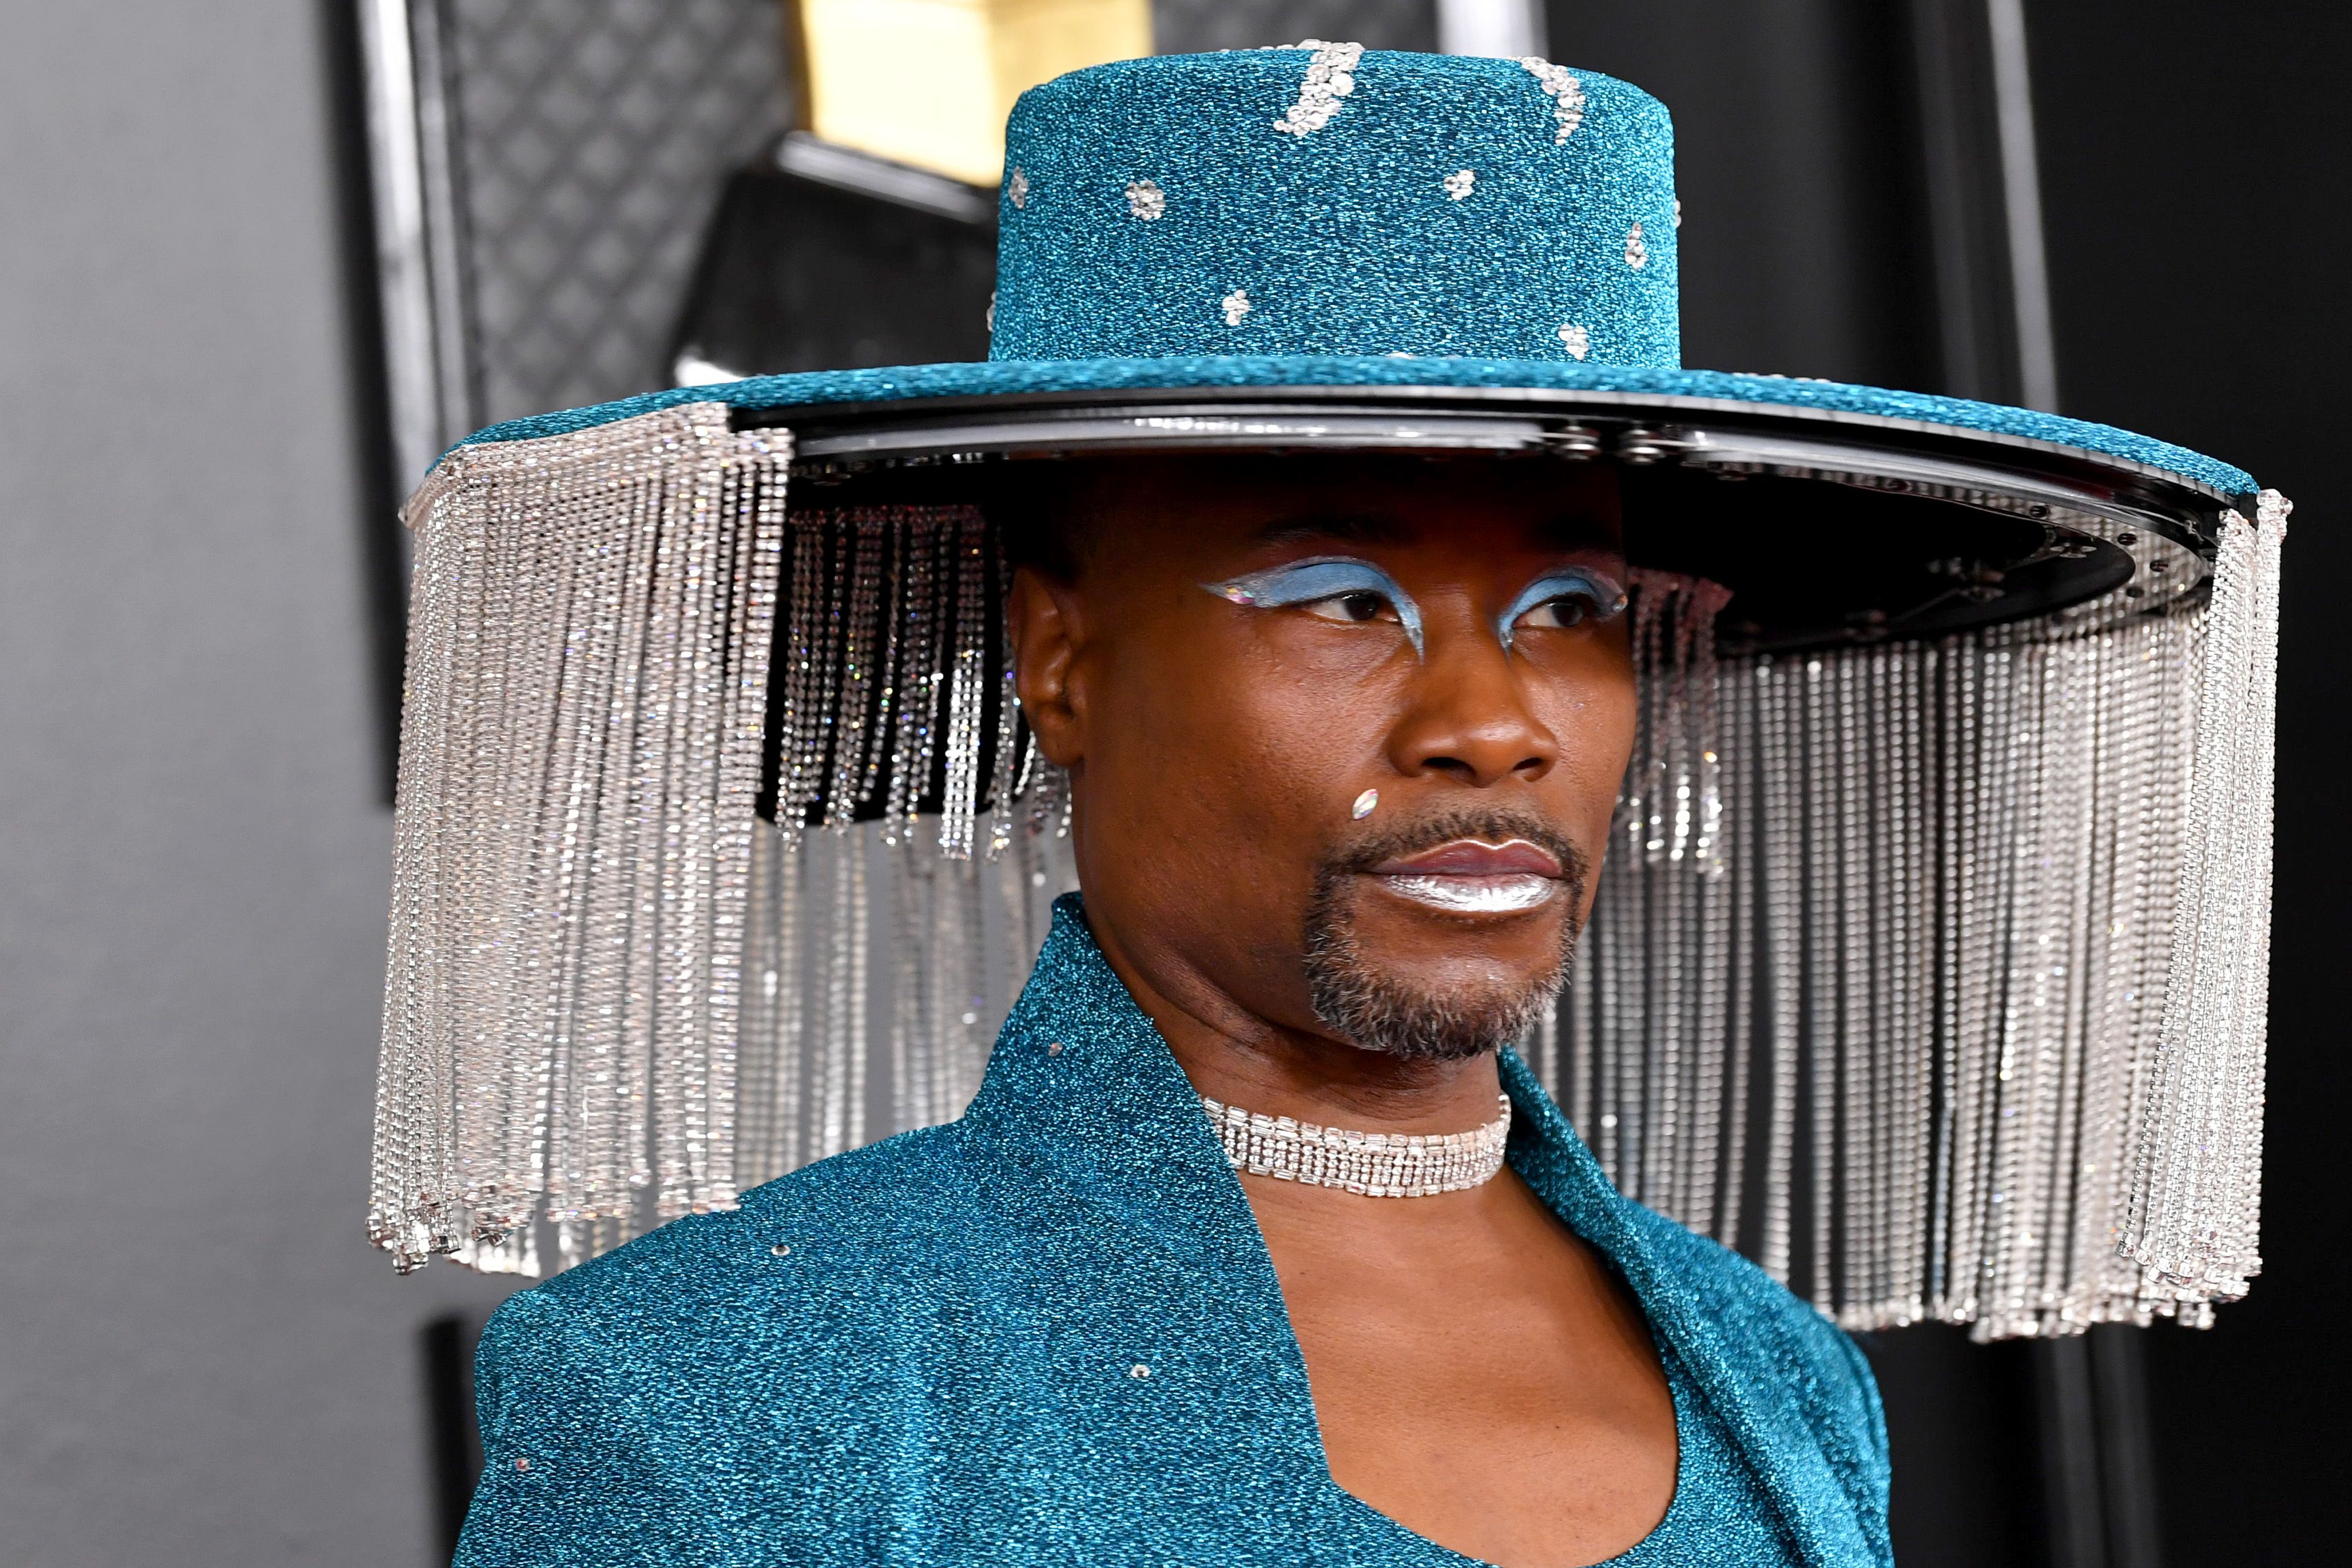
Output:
1384,606,1560,787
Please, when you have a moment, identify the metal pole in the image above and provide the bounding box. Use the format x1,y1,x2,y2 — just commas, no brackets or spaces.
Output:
1434,0,1547,60
355,0,441,489
1985,0,2059,412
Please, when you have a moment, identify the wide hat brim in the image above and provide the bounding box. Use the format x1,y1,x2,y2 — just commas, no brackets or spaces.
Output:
453,352,2253,653
383,351,2285,1325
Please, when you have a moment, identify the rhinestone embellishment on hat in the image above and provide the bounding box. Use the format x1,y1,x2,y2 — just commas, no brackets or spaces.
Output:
1007,166,1029,209
1519,58,1587,142
1444,169,1476,200
1626,220,1648,269
1125,179,1165,219
1202,1094,1512,1197
1272,40,1363,136
1558,323,1591,359
1221,287,1252,326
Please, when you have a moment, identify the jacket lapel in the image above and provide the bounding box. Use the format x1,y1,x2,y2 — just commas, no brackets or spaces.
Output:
966,898,1875,1567
1500,1051,1876,1568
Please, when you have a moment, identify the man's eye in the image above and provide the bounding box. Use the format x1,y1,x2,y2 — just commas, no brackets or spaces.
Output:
1201,556,1426,655
1304,590,1394,624
1510,577,1629,636
1518,593,1601,630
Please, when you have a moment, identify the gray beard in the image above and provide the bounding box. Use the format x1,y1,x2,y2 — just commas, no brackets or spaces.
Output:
1299,808,1587,1062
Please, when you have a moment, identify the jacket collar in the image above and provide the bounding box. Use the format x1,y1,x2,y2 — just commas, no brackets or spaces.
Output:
962,897,1869,1568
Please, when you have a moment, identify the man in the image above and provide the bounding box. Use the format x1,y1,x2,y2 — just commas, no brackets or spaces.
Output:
386,43,2276,1568
1005,454,1700,1555
452,453,1886,1566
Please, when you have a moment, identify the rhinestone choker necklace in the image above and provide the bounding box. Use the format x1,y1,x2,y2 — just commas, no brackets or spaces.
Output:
1199,1093,1512,1198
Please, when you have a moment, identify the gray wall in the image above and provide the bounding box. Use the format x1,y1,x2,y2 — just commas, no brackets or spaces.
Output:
0,6,517,1564
0,11,1459,1562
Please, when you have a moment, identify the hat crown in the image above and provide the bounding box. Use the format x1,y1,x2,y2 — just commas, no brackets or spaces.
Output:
989,47,1680,367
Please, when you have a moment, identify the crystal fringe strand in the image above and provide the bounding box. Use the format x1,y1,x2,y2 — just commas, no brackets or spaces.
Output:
373,406,788,1273
1554,498,2287,1336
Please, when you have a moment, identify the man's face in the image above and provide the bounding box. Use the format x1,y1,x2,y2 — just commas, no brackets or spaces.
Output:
1010,454,1636,1060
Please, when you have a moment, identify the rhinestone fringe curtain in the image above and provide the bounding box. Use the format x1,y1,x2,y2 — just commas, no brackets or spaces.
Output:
373,404,787,1273
735,813,1077,1190
373,404,2286,1342
1539,497,2287,1337
2119,490,2288,1311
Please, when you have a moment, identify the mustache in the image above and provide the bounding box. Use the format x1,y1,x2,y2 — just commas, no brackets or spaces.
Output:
1322,804,1591,897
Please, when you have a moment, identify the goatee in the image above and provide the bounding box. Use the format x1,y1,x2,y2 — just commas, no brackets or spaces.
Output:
1301,806,1589,1061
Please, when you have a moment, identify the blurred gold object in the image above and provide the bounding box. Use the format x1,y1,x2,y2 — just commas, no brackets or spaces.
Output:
790,0,1152,188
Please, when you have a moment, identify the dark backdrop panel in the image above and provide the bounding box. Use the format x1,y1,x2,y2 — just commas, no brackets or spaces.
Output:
1542,0,1935,389
2030,4,2352,1560
1540,8,2032,1563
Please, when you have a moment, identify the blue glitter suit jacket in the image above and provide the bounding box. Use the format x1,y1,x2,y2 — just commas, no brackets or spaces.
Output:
457,901,1891,1566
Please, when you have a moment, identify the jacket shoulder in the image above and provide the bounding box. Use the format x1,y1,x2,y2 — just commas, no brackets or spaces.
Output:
523,1119,990,1312
459,1122,1025,1563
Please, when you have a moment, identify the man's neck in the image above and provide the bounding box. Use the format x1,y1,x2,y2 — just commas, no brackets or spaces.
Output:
1074,908,1678,1568
1084,914,1507,1137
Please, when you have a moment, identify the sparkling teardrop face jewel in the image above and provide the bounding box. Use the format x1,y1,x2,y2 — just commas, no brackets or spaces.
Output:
1352,788,1378,820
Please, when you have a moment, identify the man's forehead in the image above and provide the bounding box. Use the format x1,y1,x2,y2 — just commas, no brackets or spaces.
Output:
1044,454,1625,583
1250,512,1414,547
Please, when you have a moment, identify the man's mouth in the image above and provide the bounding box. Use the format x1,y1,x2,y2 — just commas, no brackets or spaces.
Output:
1362,838,1565,915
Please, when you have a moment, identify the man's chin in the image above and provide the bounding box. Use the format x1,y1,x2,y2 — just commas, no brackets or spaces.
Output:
1302,880,1573,1061
1308,967,1559,1061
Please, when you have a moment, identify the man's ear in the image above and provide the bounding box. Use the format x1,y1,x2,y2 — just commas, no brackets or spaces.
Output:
1008,566,1086,768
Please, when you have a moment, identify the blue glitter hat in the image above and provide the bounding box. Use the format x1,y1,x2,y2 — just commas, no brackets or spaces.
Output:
379,49,2286,1343
472,46,2253,507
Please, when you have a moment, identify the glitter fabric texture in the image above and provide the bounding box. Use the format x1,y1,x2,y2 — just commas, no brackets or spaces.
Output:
998,50,1677,364
457,901,1887,1567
